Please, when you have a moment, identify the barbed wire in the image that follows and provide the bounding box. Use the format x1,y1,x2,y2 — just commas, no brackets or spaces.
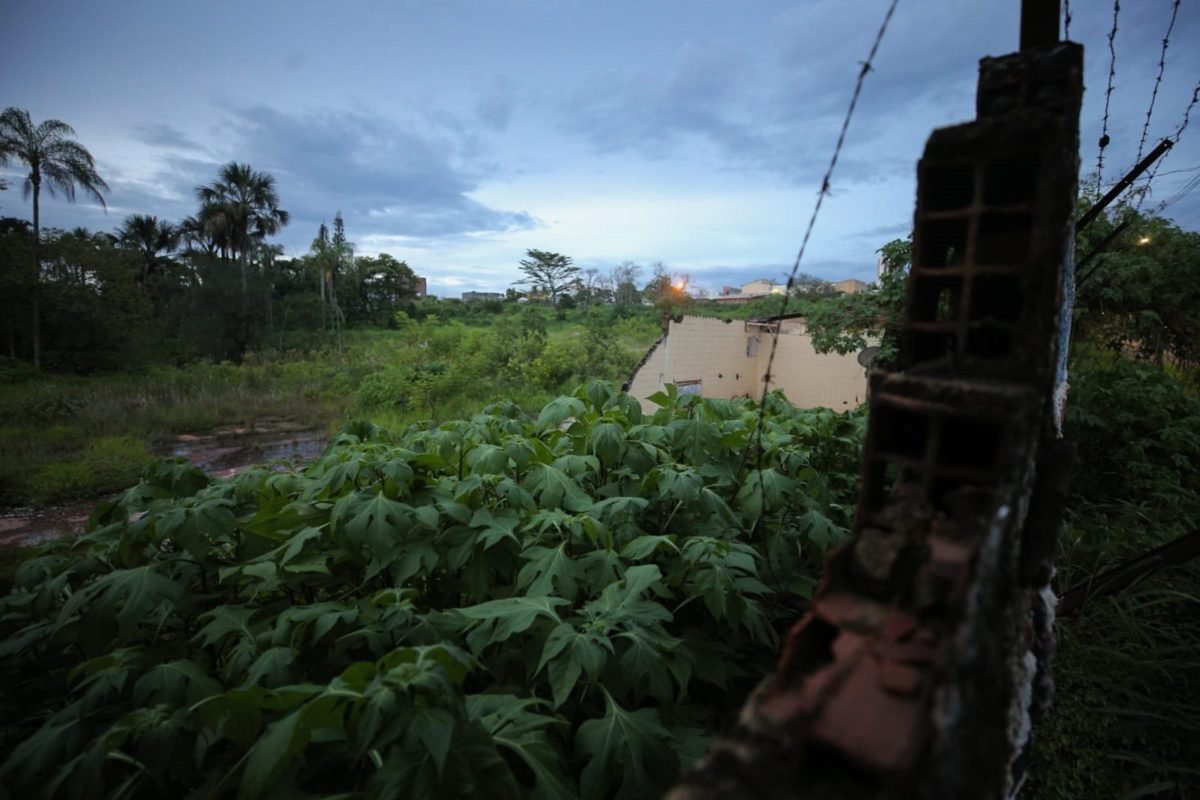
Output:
1134,0,1180,164
1096,0,1121,193
746,0,900,522
1137,79,1200,211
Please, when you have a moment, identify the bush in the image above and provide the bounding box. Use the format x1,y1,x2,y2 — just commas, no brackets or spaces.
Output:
0,385,863,798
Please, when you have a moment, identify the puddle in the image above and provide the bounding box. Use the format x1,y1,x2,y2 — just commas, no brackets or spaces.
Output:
0,423,327,547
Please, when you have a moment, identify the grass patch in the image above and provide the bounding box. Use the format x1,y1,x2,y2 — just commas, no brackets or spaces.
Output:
0,312,664,510
1028,566,1200,799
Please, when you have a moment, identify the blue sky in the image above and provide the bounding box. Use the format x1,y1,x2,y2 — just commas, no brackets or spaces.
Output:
4,0,1199,297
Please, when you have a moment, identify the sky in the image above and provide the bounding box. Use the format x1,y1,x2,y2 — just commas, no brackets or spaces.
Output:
3,0,1199,297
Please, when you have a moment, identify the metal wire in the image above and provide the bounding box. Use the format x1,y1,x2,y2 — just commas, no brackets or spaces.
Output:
1096,0,1121,193
1134,0,1180,165
1137,79,1200,211
746,0,901,524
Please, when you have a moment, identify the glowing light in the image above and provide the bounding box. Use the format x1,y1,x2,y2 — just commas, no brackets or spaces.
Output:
1137,236,1151,245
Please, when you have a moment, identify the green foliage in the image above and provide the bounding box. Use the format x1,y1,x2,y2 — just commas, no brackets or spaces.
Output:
1059,354,1200,575
802,237,909,363
1074,200,1200,370
517,250,580,319
1027,352,1200,797
0,383,862,799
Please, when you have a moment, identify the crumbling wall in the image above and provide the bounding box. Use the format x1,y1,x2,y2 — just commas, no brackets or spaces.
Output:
669,41,1081,800
757,320,868,411
624,315,867,413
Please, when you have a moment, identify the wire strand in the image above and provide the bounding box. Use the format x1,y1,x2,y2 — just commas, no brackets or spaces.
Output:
1064,0,1072,40
1134,0,1180,165
1096,0,1121,192
746,0,900,520
1137,79,1200,211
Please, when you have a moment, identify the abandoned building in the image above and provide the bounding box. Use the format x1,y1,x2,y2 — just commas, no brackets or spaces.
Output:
622,314,869,413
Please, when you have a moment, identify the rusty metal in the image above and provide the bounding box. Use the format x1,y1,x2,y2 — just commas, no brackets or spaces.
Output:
670,37,1082,800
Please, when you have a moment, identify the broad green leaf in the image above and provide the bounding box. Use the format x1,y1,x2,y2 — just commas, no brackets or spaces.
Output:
522,464,594,512
517,543,583,602
552,453,600,479
467,694,575,800
237,708,308,800
244,646,296,687
535,396,587,432
588,421,625,465
59,564,185,646
537,623,612,708
620,534,679,561
575,690,678,800
735,468,796,522
467,444,510,475
154,498,236,560
457,596,570,653
133,658,222,707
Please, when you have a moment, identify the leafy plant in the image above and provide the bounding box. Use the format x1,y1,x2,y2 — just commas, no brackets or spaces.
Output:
0,382,862,798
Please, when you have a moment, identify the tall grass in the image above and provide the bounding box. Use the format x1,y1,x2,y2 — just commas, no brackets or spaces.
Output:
0,309,664,508
0,359,338,507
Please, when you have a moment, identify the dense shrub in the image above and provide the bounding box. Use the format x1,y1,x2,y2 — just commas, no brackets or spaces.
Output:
0,384,864,798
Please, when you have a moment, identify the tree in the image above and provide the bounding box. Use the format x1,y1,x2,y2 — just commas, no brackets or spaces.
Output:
578,267,604,308
515,249,579,318
194,162,289,295
306,217,353,351
350,253,419,326
609,260,643,307
0,107,109,368
1073,201,1200,370
803,237,910,363
643,262,692,315
116,214,178,285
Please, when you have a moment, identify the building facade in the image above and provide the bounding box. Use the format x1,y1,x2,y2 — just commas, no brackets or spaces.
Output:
623,315,868,413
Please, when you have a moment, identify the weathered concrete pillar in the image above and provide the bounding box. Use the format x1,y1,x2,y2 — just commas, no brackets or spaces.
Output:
669,40,1081,800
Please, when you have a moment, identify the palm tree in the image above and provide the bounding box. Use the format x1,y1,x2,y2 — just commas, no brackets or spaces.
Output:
0,107,109,368
194,162,289,296
117,214,178,284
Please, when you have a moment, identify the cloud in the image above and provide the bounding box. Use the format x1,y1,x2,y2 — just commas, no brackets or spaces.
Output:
475,79,517,131
850,221,911,241
131,123,208,153
215,105,538,248
552,0,1200,198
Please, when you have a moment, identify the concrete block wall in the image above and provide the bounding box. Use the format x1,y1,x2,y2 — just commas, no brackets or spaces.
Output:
758,321,868,411
626,316,866,413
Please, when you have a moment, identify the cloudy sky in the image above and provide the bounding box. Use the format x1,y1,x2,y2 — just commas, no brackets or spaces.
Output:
4,0,1199,296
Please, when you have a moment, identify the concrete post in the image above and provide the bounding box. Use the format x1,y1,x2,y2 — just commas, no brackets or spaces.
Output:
669,37,1082,800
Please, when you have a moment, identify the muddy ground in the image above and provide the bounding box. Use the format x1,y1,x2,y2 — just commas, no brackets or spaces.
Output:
0,420,326,546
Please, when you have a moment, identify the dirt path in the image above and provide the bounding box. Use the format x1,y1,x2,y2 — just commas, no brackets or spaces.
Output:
0,424,326,547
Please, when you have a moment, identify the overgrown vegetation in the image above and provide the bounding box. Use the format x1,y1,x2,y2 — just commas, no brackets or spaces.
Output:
0,305,661,509
1026,353,1200,799
0,384,863,798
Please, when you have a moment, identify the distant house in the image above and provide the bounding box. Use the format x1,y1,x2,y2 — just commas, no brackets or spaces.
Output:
832,278,870,294
712,279,786,304
739,278,786,296
462,291,504,302
623,315,869,413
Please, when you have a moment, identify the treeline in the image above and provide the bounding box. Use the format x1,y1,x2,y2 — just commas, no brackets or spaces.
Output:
0,205,421,371
0,105,422,371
